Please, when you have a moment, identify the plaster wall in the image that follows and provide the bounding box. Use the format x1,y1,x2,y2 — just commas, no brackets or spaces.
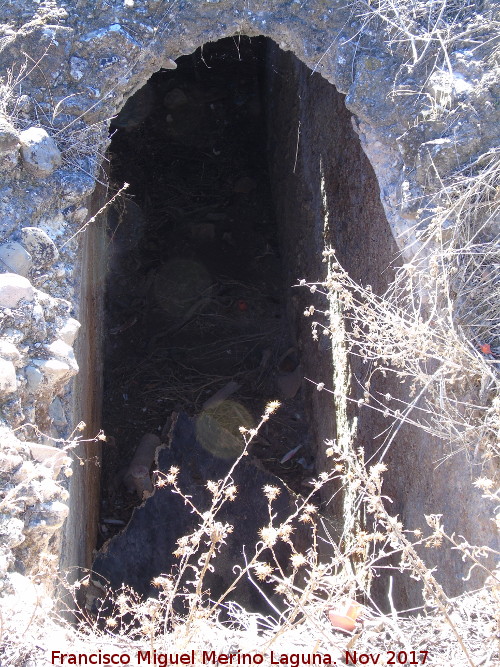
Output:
265,45,496,606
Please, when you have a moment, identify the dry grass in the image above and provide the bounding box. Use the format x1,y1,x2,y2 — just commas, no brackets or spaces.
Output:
1,412,498,666
300,146,499,465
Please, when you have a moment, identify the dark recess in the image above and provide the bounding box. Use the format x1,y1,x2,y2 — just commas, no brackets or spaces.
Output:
96,37,318,602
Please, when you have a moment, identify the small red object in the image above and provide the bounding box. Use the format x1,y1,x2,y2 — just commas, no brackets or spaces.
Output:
237,300,248,312
480,343,491,354
327,600,363,633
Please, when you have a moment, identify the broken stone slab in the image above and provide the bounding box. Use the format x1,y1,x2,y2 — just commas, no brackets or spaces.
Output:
20,227,59,268
93,413,307,611
0,242,32,277
0,358,17,397
0,273,34,308
19,127,62,177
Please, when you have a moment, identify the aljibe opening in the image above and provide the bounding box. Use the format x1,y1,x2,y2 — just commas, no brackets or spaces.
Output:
93,37,319,611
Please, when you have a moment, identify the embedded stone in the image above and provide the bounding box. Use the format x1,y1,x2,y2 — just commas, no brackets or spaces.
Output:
31,303,47,340
0,149,19,172
26,500,69,531
0,452,23,474
20,227,59,268
0,340,21,366
69,56,87,81
48,396,67,428
0,358,17,396
33,358,75,387
35,477,62,503
73,207,88,223
0,516,24,549
0,119,20,172
28,442,69,477
45,339,79,372
0,273,34,308
0,118,20,153
19,127,62,177
0,242,32,276
25,365,44,392
57,317,81,345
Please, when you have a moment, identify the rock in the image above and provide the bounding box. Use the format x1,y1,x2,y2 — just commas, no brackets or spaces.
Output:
28,443,69,478
0,516,24,549
69,56,87,81
276,365,302,399
45,339,79,372
25,365,44,392
20,227,59,268
19,127,62,177
33,358,75,387
12,459,36,483
276,349,302,399
73,207,88,223
0,452,23,474
48,397,67,428
33,477,63,503
0,242,32,277
34,289,57,309
0,358,17,396
0,118,20,153
57,317,80,346
25,500,68,531
37,213,66,238
31,303,47,340
123,433,161,498
0,340,21,366
0,118,20,171
0,273,34,308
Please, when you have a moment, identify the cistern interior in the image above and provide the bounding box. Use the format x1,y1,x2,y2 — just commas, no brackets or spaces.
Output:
88,35,397,610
